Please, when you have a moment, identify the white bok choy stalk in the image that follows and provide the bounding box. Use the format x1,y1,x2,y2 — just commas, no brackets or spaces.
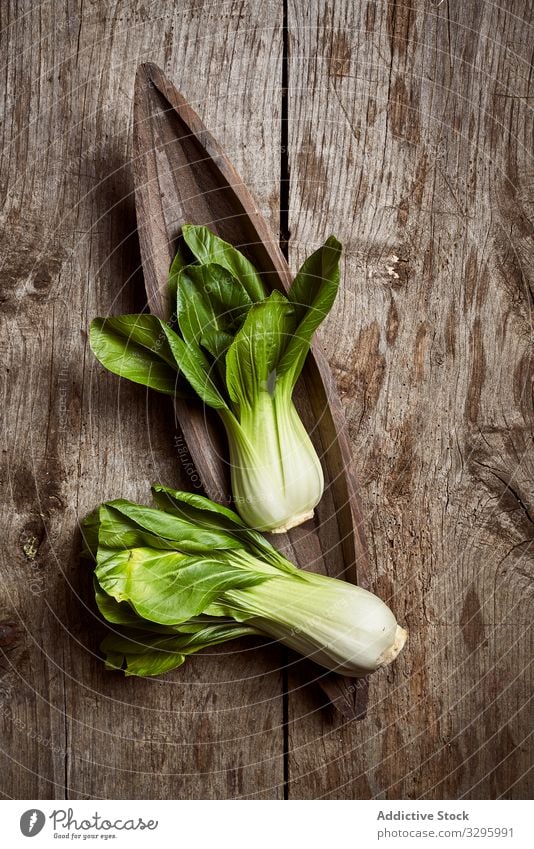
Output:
89,225,341,532
82,486,407,678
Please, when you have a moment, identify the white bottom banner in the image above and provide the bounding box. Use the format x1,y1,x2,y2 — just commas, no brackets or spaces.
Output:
2,799,531,848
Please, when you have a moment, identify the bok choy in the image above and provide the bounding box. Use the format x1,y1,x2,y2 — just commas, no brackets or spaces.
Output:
89,226,341,532
82,486,407,678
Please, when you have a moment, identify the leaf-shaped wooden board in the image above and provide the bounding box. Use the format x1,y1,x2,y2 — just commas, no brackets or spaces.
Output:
132,63,370,719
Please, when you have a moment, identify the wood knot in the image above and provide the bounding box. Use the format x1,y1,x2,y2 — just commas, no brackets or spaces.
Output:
32,263,53,290
19,519,46,561
0,622,22,650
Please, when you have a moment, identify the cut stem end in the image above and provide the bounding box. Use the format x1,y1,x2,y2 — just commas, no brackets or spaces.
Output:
377,625,408,668
269,509,315,534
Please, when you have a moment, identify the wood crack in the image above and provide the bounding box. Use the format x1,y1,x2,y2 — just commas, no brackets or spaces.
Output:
475,461,534,530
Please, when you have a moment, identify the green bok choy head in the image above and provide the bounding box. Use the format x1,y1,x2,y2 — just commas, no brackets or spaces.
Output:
82,486,407,678
89,226,341,532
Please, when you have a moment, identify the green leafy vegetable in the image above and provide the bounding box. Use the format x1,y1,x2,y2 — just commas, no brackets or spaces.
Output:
159,323,229,410
177,262,252,348
89,316,180,396
225,291,294,407
168,246,188,305
181,225,266,302
101,621,259,677
84,486,407,678
89,226,342,532
279,235,342,393
96,546,263,625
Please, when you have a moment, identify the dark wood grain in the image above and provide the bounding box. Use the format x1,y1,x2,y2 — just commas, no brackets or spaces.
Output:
132,62,373,718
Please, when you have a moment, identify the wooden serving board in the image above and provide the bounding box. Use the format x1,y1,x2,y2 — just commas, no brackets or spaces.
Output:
132,62,371,719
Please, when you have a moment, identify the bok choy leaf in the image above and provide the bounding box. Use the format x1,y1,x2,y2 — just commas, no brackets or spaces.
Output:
84,486,407,679
89,226,342,532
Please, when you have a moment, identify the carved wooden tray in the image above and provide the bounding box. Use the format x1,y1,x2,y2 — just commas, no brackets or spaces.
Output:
132,62,371,719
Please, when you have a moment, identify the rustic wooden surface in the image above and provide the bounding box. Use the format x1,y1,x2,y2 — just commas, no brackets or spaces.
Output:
0,0,532,799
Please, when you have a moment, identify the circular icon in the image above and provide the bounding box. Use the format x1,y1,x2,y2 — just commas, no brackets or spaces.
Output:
20,809,46,837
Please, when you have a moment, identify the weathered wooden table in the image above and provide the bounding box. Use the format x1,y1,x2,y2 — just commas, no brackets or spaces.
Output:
1,0,532,799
